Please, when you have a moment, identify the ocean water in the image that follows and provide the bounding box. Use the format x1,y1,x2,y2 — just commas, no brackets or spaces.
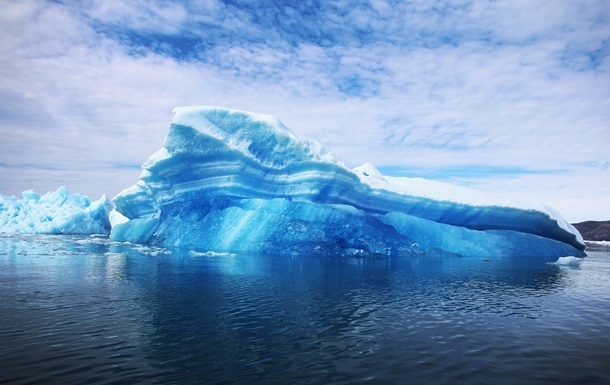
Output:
1,235,609,385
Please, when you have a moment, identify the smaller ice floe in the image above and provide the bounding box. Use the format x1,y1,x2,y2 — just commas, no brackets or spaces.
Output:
74,237,109,245
134,246,169,256
111,240,135,246
0,187,113,235
554,256,584,266
189,250,236,257
104,252,125,257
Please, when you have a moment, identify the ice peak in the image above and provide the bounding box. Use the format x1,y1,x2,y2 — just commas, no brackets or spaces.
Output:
170,106,342,168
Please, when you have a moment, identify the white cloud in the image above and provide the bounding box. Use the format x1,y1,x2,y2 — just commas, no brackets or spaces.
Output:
84,0,190,34
0,0,608,222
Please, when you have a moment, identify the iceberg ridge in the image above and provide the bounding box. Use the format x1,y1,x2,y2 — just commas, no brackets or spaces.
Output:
110,106,585,259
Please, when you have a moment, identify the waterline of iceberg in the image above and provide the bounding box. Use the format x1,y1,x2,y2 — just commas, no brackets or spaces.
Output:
110,106,585,259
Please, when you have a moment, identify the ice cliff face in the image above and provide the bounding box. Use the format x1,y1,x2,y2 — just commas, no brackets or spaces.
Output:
111,106,585,258
0,187,112,235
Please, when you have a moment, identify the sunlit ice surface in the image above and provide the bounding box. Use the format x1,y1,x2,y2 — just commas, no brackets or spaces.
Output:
111,106,585,260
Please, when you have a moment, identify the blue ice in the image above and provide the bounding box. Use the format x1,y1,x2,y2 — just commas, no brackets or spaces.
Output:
0,186,112,235
109,106,586,259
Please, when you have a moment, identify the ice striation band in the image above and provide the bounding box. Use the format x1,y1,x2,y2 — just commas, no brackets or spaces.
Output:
108,106,585,259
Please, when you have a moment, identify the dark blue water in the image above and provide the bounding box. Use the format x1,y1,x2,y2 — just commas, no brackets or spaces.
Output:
1,235,609,385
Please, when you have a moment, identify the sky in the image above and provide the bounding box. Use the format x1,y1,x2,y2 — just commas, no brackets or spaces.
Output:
0,0,609,223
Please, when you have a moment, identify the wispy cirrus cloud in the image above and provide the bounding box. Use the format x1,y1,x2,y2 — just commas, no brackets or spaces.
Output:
0,0,609,221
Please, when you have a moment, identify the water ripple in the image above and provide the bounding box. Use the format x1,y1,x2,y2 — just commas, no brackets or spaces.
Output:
1,235,610,384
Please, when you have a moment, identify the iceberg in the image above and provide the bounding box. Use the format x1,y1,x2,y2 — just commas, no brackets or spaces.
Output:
0,187,113,235
111,106,586,259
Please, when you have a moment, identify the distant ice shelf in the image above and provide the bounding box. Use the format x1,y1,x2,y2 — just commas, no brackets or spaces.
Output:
109,106,586,259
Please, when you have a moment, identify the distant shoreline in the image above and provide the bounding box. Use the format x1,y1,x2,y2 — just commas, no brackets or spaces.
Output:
572,221,610,242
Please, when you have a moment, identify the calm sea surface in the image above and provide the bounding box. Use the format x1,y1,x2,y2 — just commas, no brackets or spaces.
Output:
1,234,609,385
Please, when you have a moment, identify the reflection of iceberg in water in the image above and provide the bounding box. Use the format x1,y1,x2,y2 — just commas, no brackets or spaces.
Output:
1,234,605,384
0,234,570,301
0,234,164,381
111,106,585,260
138,245,575,380
0,233,576,300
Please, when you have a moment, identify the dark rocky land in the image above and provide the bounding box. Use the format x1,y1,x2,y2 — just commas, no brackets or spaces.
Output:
572,220,610,241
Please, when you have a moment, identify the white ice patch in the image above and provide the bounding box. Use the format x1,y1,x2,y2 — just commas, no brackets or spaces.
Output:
189,250,236,257
586,240,610,246
554,256,583,266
